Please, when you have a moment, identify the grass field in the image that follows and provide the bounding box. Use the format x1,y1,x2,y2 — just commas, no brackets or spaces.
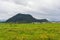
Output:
0,23,60,40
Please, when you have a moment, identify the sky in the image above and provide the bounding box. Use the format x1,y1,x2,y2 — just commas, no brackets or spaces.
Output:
0,0,60,21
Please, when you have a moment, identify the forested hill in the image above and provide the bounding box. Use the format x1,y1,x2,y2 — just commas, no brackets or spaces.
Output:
6,13,48,23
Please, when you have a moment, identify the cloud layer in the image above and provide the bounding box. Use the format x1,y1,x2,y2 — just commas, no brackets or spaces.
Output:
0,0,60,21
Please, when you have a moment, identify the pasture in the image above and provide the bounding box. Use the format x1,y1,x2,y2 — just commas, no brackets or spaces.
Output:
0,23,60,40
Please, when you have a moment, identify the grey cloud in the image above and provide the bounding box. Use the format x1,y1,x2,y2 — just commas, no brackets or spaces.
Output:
0,0,60,21
0,0,31,20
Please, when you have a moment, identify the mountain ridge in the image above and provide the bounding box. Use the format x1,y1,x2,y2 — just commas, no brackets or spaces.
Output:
6,13,48,23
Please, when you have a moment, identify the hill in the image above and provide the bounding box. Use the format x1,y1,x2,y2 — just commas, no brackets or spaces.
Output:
6,13,48,23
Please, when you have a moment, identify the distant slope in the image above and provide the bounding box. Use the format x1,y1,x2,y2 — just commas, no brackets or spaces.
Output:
6,13,48,23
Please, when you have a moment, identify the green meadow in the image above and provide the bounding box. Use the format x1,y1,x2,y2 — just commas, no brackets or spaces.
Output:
0,23,60,40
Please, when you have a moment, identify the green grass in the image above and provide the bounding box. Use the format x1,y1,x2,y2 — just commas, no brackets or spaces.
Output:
0,23,60,40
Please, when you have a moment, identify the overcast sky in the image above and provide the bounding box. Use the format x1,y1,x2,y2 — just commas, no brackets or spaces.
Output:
0,0,60,21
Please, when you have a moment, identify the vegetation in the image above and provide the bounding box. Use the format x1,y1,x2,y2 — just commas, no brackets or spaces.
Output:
0,23,60,40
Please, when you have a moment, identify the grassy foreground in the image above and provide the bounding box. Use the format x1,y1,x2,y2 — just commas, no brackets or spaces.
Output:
0,23,60,40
